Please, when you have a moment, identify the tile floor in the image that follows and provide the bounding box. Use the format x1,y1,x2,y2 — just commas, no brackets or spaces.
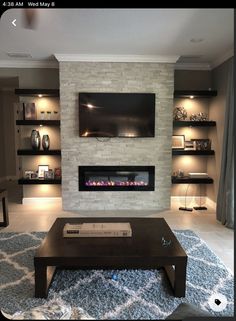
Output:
0,181,234,274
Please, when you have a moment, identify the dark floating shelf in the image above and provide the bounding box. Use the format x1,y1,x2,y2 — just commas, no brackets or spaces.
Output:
174,90,217,98
172,176,213,184
16,120,60,126
172,150,215,156
173,121,216,127
17,150,61,156
18,178,61,185
15,89,59,97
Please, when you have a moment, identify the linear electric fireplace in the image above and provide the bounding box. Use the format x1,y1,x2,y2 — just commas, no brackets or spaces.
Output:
79,166,155,191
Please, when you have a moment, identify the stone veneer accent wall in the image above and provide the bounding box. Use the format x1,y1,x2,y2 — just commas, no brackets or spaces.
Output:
60,62,174,210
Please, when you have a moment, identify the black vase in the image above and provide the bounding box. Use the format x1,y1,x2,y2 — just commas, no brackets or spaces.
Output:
42,135,50,150
31,130,40,150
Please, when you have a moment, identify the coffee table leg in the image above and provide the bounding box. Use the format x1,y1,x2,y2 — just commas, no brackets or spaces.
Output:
164,261,187,297
174,263,187,297
2,194,9,227
35,265,56,298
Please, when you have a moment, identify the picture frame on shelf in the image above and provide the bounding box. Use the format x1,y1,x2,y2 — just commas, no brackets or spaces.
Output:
38,165,49,178
54,167,61,179
184,140,196,150
172,135,185,149
23,102,37,120
30,172,38,179
44,169,54,179
191,139,211,151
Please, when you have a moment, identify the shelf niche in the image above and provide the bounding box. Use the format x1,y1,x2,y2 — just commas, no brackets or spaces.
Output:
17,150,61,156
18,179,61,185
16,120,60,126
15,89,59,97
172,176,213,184
174,90,217,98
173,121,216,127
172,150,215,156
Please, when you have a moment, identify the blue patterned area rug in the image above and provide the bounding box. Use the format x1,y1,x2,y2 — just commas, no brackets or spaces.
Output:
0,230,234,319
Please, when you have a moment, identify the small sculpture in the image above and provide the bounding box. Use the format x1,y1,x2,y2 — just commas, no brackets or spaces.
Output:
190,112,208,121
190,114,198,121
197,112,208,121
173,106,187,121
161,237,172,247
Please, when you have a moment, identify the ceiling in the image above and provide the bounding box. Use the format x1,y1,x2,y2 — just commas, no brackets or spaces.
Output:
0,8,234,69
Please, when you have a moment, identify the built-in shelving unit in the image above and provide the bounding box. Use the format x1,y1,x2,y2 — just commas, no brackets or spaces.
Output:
15,88,61,200
17,149,61,156
16,120,60,126
172,150,215,156
173,121,216,127
18,179,61,185
172,176,213,184
172,89,217,205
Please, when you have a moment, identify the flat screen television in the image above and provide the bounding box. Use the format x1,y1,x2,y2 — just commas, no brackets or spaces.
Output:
79,92,155,137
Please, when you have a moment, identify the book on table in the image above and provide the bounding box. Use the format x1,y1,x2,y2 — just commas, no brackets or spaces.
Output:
188,172,209,178
63,222,132,237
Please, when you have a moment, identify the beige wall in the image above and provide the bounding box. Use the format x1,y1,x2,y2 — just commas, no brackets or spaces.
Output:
207,58,232,202
175,70,212,90
0,92,6,179
0,68,59,89
0,89,19,179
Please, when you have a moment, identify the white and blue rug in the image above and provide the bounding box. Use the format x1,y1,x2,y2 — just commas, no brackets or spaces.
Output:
0,230,234,319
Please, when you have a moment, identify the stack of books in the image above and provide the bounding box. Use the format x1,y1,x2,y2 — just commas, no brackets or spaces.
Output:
63,222,132,238
188,172,209,178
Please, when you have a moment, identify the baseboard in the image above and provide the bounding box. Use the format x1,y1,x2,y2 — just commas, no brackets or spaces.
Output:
22,197,62,205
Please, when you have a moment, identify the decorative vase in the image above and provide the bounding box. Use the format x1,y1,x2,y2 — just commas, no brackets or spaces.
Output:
42,134,50,150
31,130,40,150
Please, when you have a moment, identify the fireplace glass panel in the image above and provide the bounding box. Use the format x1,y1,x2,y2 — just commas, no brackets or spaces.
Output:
79,166,155,191
85,171,148,187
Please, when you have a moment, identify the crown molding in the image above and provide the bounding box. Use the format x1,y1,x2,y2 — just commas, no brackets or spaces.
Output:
54,54,179,63
210,48,234,70
0,60,59,68
174,62,211,70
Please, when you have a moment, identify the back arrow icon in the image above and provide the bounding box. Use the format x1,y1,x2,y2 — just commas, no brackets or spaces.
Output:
12,19,16,27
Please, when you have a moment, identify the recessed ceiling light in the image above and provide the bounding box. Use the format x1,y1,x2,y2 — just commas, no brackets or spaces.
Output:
190,38,204,43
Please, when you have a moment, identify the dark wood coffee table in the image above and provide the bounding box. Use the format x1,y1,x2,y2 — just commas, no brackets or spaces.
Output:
34,218,187,298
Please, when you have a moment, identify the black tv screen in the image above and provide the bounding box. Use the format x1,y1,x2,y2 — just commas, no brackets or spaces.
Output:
79,92,155,137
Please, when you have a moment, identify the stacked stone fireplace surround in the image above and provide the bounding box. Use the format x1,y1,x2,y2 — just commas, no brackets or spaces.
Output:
60,62,174,210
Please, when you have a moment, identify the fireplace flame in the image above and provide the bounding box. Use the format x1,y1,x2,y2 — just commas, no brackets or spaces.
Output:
85,180,148,186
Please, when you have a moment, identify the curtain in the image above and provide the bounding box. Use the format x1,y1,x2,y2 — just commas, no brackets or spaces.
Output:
216,58,234,229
